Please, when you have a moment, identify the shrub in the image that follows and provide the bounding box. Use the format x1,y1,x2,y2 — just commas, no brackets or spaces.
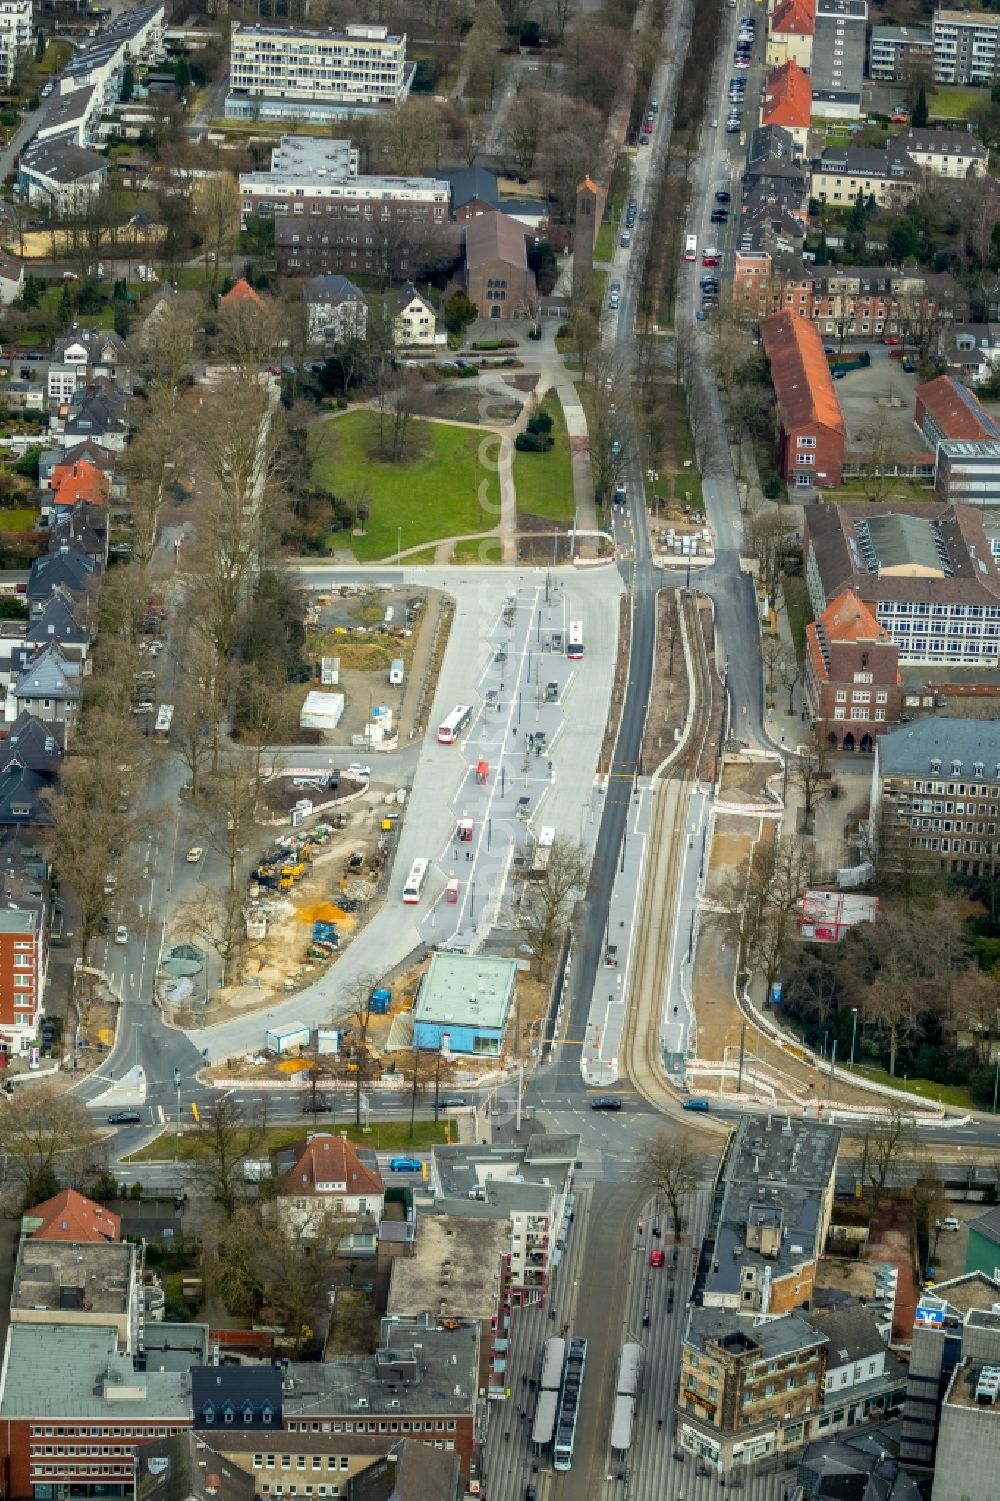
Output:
762,473,782,499
515,429,553,453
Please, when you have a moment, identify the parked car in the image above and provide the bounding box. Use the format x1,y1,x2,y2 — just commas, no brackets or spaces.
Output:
186,847,204,863
639,133,650,145
620,230,631,248
439,1095,467,1108
682,1097,711,1112
937,1216,961,1232
107,1110,141,1125
710,210,728,223
346,762,371,779
591,1095,623,1111
114,924,128,945
132,701,154,715
883,335,904,347
715,190,731,204
696,310,707,321
389,1156,423,1172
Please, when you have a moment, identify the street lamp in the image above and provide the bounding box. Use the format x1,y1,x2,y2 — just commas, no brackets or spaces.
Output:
849,1007,859,1069
993,1053,999,1114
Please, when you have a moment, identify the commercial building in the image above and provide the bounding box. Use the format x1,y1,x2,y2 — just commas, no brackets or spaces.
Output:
766,0,814,70
760,311,846,489
932,8,1000,85
0,0,32,88
411,952,517,1056
803,590,902,749
811,0,867,119
803,500,1000,666
931,1356,1000,1501
226,23,412,123
868,24,934,81
760,60,813,150
463,211,535,322
430,1135,577,1308
901,1272,1000,1466
871,716,1000,875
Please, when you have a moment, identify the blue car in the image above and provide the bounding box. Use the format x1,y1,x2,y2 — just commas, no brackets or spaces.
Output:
389,1156,423,1172
682,1098,711,1113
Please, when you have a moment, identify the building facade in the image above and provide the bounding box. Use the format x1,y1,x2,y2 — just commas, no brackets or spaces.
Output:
871,717,1000,876
804,590,902,750
0,0,32,88
868,24,933,81
227,23,410,120
932,8,1000,85
761,311,846,489
811,0,867,119
765,0,815,72
0,906,44,1056
463,211,535,322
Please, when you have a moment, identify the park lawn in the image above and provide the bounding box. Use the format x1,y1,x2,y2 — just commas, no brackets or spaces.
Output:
849,1063,973,1111
832,478,935,504
122,1117,455,1163
513,393,574,523
310,410,501,562
0,509,39,532
452,537,503,563
40,39,72,73
401,545,439,564
928,86,981,121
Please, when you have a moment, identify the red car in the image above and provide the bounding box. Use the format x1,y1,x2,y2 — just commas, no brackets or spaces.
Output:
883,335,903,347
650,1248,666,1267
702,253,720,267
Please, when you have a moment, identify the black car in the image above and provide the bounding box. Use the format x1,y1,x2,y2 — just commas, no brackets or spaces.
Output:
700,277,719,291
107,1110,142,1126
710,210,728,223
715,190,731,204
591,1095,623,1111
439,1095,467,1108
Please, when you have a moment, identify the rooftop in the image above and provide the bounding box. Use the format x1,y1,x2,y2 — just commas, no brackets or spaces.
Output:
917,375,1000,442
269,134,357,176
431,1136,577,1215
351,1440,461,1501
387,1215,508,1321
914,1271,1000,1327
770,0,815,35
761,310,845,436
281,1316,478,1419
21,138,108,185
232,21,403,43
11,1239,133,1319
412,952,518,1031
24,1188,120,1243
0,1325,202,1418
463,211,530,272
808,1305,890,1365
137,1434,254,1501
274,1132,384,1199
943,1356,1000,1412
687,1307,827,1361
762,59,813,129
877,716,1000,778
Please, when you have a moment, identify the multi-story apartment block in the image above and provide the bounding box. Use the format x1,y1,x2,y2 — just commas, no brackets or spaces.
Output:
933,8,1000,85
811,0,867,119
871,717,1000,876
894,126,988,179
811,147,917,210
0,905,45,1057
734,258,965,343
804,500,1000,667
0,0,32,88
226,23,412,123
868,24,934,81
804,590,902,749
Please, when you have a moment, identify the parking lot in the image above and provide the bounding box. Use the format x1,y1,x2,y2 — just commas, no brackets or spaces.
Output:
832,349,927,460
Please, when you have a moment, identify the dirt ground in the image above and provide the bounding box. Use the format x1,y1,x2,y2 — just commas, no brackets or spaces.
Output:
719,757,780,799
642,591,688,770
303,587,431,743
411,384,521,425
599,595,631,773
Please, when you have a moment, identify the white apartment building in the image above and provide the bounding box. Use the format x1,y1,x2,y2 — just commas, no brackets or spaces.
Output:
0,0,32,88
933,8,1000,85
226,22,411,122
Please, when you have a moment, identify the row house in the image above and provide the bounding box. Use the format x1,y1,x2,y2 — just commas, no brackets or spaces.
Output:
734,258,965,343
810,146,917,210
761,59,813,151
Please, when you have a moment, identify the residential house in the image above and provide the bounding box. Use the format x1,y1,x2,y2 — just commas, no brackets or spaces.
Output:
868,24,934,82
47,459,110,517
932,9,1000,86
59,378,129,451
938,323,1000,387
803,500,1000,665
463,211,535,321
811,0,867,119
24,589,91,665
218,278,266,314
0,764,54,830
39,439,115,493
804,589,902,749
272,1132,385,1234
761,310,846,489
349,1442,461,1501
871,716,1000,876
0,711,66,777
53,328,131,387
10,642,82,733
811,147,917,210
26,543,99,615
300,274,368,344
890,126,988,179
392,283,436,347
0,252,24,304
760,60,813,151
17,139,110,213
744,125,809,190
798,1430,921,1499
22,1188,121,1243
765,0,815,70
47,502,108,571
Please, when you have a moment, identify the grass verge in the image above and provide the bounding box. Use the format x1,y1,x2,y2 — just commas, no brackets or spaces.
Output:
452,537,503,563
849,1064,973,1110
0,509,39,532
782,574,813,662
513,392,574,523
122,1117,455,1163
310,410,500,562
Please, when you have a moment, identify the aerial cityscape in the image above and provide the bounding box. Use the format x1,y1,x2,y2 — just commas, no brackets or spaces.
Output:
0,0,998,1498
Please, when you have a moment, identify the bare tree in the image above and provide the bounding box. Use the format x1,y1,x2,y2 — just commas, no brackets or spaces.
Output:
635,1130,702,1241
515,837,590,975
0,1088,102,1212
342,974,382,1127
859,1107,913,1214
213,1201,345,1355
790,738,832,832
193,171,241,293
186,1092,272,1217
713,836,815,992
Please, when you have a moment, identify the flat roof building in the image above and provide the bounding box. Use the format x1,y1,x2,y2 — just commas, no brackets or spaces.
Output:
412,952,517,1056
226,23,412,122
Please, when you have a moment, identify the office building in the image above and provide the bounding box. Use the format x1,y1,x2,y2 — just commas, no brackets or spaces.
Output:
411,952,517,1055
932,1356,1000,1501
871,716,1000,876
226,23,412,123
238,133,447,231
901,1273,1000,1465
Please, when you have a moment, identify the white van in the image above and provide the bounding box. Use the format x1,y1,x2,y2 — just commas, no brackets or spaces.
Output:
389,658,404,686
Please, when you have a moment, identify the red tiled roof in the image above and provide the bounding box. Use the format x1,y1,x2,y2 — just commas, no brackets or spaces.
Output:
771,0,815,36
761,311,845,435
219,278,265,309
916,374,999,442
762,60,812,129
820,590,891,645
28,1188,121,1243
50,459,109,509
282,1134,384,1198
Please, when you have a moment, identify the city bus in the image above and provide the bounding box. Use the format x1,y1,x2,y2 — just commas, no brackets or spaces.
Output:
567,622,584,660
402,858,430,904
437,704,473,744
684,233,698,262
153,704,174,742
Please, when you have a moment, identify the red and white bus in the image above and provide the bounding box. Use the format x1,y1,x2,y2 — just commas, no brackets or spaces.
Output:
567,621,584,660
437,704,473,744
684,234,698,262
402,858,430,904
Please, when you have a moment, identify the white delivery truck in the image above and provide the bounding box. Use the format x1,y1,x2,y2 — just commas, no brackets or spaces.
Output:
389,658,405,686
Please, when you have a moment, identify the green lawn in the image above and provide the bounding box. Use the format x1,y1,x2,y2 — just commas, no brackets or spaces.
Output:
513,393,574,524
832,478,935,503
310,410,501,562
782,574,813,661
594,221,616,262
39,40,73,74
849,1064,973,1111
0,509,38,532
401,545,439,564
928,86,982,121
452,537,502,563
122,1116,455,1163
